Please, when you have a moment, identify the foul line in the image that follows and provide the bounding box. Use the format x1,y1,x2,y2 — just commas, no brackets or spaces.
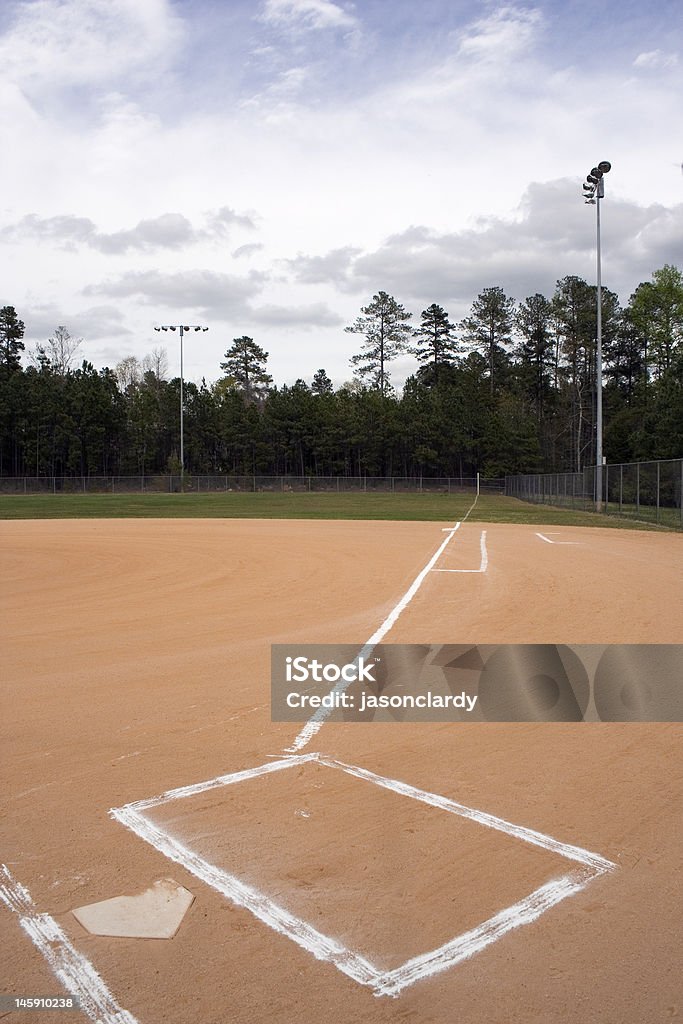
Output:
433,529,488,573
286,493,482,754
0,865,138,1024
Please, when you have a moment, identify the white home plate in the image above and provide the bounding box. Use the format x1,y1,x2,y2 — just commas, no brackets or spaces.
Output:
72,878,194,939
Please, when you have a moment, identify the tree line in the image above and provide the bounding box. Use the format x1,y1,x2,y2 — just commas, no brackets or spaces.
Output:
1,263,682,479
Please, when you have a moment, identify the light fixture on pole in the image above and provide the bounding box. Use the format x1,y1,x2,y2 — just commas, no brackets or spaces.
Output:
154,324,209,486
582,159,611,510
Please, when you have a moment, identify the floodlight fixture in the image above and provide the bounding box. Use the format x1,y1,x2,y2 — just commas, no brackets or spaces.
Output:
598,161,611,173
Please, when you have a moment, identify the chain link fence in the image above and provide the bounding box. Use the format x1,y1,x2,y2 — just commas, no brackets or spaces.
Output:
0,475,506,496
506,459,683,529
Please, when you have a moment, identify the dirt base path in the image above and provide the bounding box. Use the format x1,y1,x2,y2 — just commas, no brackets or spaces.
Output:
2,518,681,1024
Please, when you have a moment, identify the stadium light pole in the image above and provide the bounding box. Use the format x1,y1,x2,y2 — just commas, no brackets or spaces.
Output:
582,160,611,511
154,324,209,487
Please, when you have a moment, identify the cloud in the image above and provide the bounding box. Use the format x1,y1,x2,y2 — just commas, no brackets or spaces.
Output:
284,246,361,283
282,181,683,313
82,268,265,320
0,208,256,254
456,5,543,64
259,0,357,32
22,302,132,343
232,243,265,259
248,301,343,327
0,0,183,94
633,50,679,71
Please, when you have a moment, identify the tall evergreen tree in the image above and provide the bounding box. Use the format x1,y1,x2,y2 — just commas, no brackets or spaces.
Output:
412,303,459,382
515,293,554,420
459,287,514,395
345,291,412,396
0,306,25,377
220,336,273,403
311,368,333,395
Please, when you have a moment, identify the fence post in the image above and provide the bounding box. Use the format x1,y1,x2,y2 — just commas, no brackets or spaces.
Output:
619,464,623,513
636,462,640,514
681,459,683,526
605,464,608,513
656,461,660,523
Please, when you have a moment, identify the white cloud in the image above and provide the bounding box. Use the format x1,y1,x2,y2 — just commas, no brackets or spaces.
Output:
0,0,183,93
633,50,679,70
22,303,132,343
283,183,683,312
233,243,265,259
456,4,543,63
0,208,256,254
259,0,357,32
83,269,266,320
248,301,343,327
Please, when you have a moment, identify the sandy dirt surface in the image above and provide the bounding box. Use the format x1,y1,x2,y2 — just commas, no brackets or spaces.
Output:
1,517,682,1024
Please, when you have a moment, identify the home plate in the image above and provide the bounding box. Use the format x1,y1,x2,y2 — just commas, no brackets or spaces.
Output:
72,878,194,938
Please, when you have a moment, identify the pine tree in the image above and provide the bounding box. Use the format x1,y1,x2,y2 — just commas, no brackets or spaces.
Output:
345,291,412,396
0,306,25,377
311,368,333,395
412,303,459,381
459,287,514,395
515,293,554,419
220,336,273,403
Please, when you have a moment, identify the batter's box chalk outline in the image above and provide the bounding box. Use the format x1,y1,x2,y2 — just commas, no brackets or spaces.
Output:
110,754,617,997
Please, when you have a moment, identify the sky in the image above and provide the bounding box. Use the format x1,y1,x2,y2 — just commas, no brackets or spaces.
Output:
1,0,682,389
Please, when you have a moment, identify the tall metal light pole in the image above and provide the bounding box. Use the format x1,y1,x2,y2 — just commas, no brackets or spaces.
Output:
154,324,209,487
582,160,611,510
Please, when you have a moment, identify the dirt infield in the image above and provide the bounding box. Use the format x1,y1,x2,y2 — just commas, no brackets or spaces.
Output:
2,517,682,1024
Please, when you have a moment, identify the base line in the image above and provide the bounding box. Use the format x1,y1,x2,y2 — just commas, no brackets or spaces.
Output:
0,865,138,1024
286,492,482,753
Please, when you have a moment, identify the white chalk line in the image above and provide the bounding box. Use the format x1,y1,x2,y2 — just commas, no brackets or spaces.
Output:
110,804,378,988
0,864,138,1024
535,532,578,545
127,754,316,813
286,490,484,754
433,529,488,573
285,523,463,752
373,872,591,997
110,753,616,997
317,756,616,873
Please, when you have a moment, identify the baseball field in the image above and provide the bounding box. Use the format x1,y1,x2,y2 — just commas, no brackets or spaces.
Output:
1,492,681,1024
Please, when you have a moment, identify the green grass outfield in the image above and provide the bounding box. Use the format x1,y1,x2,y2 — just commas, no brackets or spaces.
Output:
0,490,676,529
